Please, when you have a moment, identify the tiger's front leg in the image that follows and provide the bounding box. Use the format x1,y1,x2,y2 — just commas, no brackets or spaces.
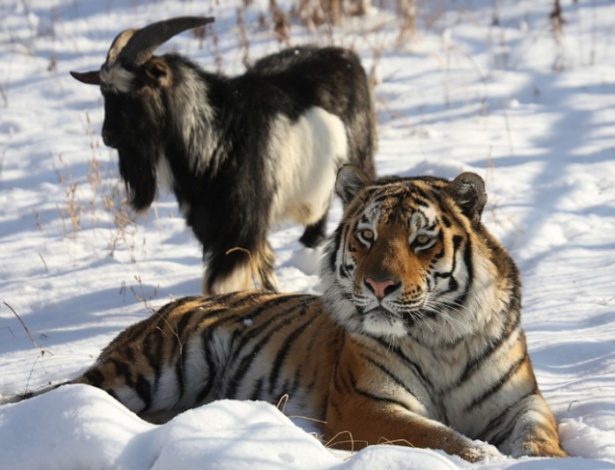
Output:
324,395,499,462
496,394,568,458
324,344,500,462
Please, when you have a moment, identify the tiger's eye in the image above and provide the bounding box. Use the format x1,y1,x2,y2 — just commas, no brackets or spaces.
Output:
360,229,374,242
414,234,431,246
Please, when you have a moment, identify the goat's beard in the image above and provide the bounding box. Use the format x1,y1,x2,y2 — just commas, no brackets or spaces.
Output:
116,141,158,212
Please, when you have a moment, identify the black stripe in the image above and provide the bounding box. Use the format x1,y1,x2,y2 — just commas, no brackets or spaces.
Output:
173,295,203,307
371,336,433,391
454,317,521,388
225,310,304,399
187,292,272,325
289,363,304,400
151,296,202,324
250,378,264,401
432,238,459,282
141,330,162,372
226,296,311,365
83,368,105,387
110,358,134,387
124,344,135,364
135,374,153,411
192,295,298,403
466,353,529,412
369,176,405,188
453,236,473,306
176,311,196,339
349,369,412,412
361,353,418,397
195,330,220,404
148,328,167,398
430,234,465,303
372,192,397,205
193,309,252,403
178,324,200,400
175,357,185,398
479,385,538,445
305,317,338,392
159,310,195,396
120,324,145,346
219,297,312,399
268,312,315,394
410,196,430,210
328,227,343,273
484,413,516,446
281,379,294,401
408,185,431,202
426,185,447,207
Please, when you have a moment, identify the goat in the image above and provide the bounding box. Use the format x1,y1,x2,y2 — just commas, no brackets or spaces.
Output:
70,16,376,295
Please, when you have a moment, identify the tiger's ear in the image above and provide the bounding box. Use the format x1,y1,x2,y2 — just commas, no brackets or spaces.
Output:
335,165,371,207
448,172,487,225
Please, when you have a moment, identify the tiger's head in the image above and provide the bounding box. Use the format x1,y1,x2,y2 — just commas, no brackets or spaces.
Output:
322,165,519,345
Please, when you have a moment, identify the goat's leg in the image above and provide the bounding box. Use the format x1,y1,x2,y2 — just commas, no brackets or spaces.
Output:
251,239,279,292
203,249,252,296
299,212,328,248
202,240,278,295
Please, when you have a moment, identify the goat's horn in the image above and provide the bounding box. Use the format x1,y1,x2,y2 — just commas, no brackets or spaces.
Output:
114,16,215,68
70,70,101,85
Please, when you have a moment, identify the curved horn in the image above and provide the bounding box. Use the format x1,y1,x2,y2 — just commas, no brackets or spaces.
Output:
114,16,215,68
70,70,101,85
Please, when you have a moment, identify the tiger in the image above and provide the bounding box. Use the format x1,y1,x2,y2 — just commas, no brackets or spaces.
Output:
2,165,567,462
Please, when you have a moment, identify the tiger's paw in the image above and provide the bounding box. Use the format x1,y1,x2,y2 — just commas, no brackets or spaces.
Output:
459,441,503,463
514,440,568,458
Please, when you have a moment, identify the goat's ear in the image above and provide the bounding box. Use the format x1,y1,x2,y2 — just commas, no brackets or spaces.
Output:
448,172,487,225
336,164,371,207
143,58,170,87
70,70,101,86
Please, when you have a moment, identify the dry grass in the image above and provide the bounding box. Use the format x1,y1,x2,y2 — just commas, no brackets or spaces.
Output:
15,0,571,313
130,275,160,314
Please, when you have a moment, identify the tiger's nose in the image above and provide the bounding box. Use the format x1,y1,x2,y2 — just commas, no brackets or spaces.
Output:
364,277,401,300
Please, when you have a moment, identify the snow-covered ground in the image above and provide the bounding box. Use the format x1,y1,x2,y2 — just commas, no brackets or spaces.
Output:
1,1,615,468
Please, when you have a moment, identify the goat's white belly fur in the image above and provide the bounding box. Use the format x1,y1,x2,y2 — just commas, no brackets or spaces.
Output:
268,107,348,226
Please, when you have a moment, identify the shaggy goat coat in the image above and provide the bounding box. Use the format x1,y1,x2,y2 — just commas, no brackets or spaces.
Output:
71,17,376,294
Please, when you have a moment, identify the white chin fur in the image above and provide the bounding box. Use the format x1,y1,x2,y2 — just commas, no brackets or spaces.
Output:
362,311,408,338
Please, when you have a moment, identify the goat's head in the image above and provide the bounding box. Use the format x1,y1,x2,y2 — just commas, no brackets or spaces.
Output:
71,16,215,211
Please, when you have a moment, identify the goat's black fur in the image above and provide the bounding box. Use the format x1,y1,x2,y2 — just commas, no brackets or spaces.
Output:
73,19,376,295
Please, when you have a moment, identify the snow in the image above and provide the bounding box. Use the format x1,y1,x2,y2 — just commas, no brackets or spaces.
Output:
1,0,615,468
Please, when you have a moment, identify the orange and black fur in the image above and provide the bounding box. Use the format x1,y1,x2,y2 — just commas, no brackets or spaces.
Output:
2,166,566,461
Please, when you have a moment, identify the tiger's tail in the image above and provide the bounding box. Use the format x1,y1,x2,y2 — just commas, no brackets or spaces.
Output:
0,382,69,405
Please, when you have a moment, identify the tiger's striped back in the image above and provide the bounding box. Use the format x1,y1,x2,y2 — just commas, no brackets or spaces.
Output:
74,292,340,422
